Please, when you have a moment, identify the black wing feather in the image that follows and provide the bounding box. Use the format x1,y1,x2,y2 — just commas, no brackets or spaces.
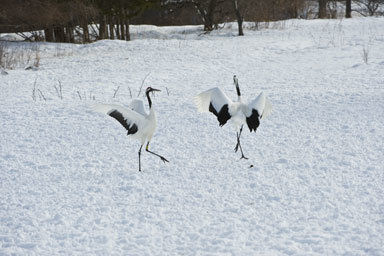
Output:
246,109,260,132
209,103,231,127
108,110,138,135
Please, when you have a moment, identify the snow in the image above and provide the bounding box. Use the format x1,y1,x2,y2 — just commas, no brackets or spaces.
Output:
1,18,384,255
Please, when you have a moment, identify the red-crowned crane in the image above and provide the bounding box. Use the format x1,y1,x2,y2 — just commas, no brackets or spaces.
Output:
95,87,169,171
195,76,272,159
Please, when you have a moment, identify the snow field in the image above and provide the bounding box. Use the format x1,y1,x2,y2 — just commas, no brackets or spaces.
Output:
1,18,384,255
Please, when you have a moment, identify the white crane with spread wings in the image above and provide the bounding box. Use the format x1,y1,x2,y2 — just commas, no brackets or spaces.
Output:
95,87,169,171
195,76,272,159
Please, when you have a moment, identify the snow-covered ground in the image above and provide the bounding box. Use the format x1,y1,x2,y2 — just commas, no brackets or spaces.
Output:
1,18,384,255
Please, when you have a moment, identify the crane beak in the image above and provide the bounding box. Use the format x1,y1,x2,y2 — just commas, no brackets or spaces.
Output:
150,88,161,97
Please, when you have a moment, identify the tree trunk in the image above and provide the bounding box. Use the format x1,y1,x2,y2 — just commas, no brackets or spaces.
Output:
44,28,54,42
233,0,243,36
319,0,327,18
293,2,299,18
99,15,107,39
125,15,130,41
205,0,217,31
82,23,89,43
109,16,115,39
116,18,120,40
346,0,352,18
120,16,125,40
66,26,74,43
53,26,65,42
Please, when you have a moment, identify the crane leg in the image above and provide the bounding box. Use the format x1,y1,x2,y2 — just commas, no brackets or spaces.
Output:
234,125,244,152
146,142,169,163
234,125,248,160
234,131,240,152
138,145,143,171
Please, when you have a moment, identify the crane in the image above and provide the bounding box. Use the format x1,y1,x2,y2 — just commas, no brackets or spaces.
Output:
195,75,272,159
95,87,169,171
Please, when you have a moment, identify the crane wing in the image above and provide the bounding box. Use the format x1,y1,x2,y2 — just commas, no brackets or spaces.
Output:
263,97,272,119
129,99,147,116
195,87,233,126
94,104,146,135
245,92,272,132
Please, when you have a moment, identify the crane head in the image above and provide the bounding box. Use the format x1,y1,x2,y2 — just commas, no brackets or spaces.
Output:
233,75,238,85
146,87,161,94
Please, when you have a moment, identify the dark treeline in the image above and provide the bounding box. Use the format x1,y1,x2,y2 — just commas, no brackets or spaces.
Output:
0,0,158,42
2,0,376,42
135,0,306,32
0,0,307,42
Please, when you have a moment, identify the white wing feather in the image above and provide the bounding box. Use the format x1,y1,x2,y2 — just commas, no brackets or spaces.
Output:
129,99,147,116
93,103,146,127
195,87,233,113
248,92,272,119
262,97,272,119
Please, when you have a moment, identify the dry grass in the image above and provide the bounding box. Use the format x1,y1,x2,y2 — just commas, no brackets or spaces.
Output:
0,42,41,69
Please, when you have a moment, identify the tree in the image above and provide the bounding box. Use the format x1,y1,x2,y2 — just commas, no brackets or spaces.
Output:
353,0,384,16
233,0,243,36
319,0,327,18
346,0,352,17
92,0,159,40
188,0,219,31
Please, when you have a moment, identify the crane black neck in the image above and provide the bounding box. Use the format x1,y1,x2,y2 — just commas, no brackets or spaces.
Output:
236,85,241,97
146,91,153,108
